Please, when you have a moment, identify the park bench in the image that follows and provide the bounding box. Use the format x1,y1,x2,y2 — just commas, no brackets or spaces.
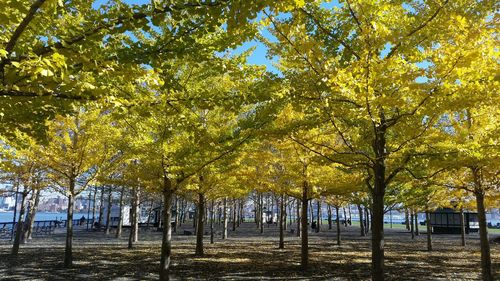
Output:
0,224,10,239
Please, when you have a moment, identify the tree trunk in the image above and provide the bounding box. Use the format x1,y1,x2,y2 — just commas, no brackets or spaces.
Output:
116,187,125,238
316,200,321,233
240,199,244,224
426,211,432,251
296,198,301,237
159,180,174,281
405,209,410,231
309,200,314,229
371,139,387,281
128,187,140,249
343,207,348,227
222,197,228,239
210,200,214,244
105,186,112,235
91,186,97,229
335,206,341,246
283,196,287,231
254,195,259,225
24,189,41,241
195,193,205,256
328,205,332,230
12,189,28,255
173,196,179,233
410,210,415,239
301,180,309,269
193,204,197,230
414,211,419,236
460,208,466,247
358,204,365,236
279,194,285,249
146,200,154,229
98,187,104,226
64,188,75,267
232,199,237,231
348,205,352,224
259,194,264,234
365,207,370,234
474,190,493,281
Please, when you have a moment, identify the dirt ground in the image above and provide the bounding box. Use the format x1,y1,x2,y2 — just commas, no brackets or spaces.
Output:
0,222,498,280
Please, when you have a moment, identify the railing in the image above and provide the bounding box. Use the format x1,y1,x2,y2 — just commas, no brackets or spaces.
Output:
0,218,96,240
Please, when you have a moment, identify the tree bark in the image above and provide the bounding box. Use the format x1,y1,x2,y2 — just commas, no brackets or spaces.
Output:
371,133,387,281
232,199,237,231
105,186,113,235
460,208,466,247
195,193,205,256
12,189,28,255
24,189,41,241
279,194,285,249
343,207,348,227
316,200,321,233
309,200,314,229
414,211,419,236
365,207,371,235
116,187,125,238
296,198,301,237
210,200,214,244
335,206,341,246
128,187,140,249
410,210,415,239
358,204,365,236
283,196,287,231
254,195,258,225
301,180,309,269
64,187,75,267
222,197,228,239
474,189,493,281
91,186,97,229
348,205,352,224
159,180,173,281
259,194,264,234
426,211,432,251
328,205,332,230
98,187,104,226
405,209,410,231
173,196,179,233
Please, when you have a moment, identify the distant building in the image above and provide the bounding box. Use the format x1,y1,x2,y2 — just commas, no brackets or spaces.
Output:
0,196,15,210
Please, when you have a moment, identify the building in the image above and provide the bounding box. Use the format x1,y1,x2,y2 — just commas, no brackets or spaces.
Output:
429,208,479,234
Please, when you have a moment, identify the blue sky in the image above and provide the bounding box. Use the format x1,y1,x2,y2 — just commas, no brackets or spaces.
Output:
93,0,279,73
91,1,430,79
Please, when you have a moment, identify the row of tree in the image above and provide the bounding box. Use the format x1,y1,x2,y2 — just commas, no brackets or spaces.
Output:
1,1,498,281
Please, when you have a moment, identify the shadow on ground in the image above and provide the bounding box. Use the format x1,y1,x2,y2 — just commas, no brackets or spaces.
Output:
0,222,498,280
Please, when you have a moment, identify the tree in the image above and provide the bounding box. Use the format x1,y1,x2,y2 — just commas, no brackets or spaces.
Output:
1,131,48,255
34,108,121,267
262,1,496,279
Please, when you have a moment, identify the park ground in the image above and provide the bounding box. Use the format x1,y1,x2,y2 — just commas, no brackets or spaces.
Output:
0,222,498,280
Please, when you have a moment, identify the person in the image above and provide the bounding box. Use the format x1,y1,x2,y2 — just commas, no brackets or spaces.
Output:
79,216,86,225
311,221,316,230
